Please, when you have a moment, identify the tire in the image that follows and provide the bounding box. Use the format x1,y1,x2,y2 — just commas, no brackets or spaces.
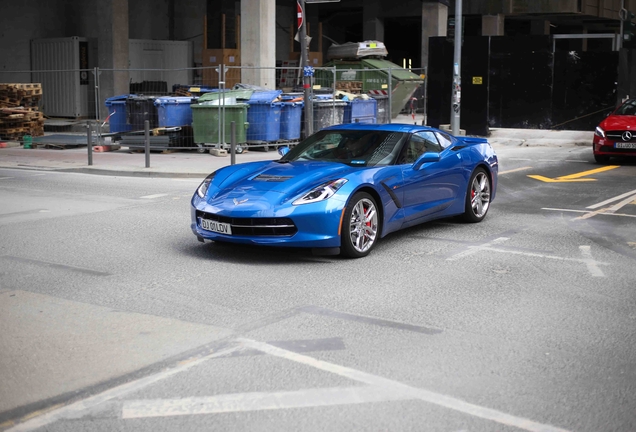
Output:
463,167,492,223
340,192,380,258
594,154,610,164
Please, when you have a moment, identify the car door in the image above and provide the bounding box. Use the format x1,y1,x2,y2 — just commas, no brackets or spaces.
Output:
399,131,464,222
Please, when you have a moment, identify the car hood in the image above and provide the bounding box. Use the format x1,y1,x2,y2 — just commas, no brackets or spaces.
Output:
600,115,636,131
206,160,358,209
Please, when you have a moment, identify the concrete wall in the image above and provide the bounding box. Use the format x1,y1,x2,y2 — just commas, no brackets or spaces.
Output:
174,0,206,66
0,0,68,82
129,0,170,40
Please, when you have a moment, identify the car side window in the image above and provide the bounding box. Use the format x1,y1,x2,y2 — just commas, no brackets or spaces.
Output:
398,131,441,164
434,131,453,149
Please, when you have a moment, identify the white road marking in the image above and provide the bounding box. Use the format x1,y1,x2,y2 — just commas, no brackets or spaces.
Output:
607,194,636,214
447,238,608,277
122,386,410,419
498,166,532,175
446,237,510,261
542,208,636,218
5,344,245,432
140,193,169,199
234,339,572,432
0,177,14,180
579,246,604,277
586,189,636,209
574,193,636,220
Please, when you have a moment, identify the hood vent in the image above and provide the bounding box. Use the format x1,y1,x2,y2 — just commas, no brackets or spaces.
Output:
253,174,293,182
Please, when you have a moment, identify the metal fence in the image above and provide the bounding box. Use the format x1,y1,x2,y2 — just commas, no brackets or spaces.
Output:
0,64,426,159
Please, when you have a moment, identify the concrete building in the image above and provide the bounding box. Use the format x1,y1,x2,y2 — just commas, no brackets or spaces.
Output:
1,0,634,119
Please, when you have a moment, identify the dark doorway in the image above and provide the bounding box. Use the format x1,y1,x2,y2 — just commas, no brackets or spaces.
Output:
384,18,421,68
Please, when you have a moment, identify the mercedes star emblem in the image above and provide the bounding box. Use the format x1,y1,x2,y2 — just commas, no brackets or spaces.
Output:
622,131,633,142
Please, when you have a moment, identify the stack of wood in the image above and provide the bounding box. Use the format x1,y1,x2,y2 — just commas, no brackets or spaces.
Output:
336,81,363,93
0,83,44,140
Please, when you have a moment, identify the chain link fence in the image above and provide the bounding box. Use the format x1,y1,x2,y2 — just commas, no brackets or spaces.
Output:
1,64,426,156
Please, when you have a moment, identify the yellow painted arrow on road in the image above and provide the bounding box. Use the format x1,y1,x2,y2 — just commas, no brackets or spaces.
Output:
528,165,620,182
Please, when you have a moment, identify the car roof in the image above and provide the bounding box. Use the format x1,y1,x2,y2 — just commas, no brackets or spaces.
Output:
323,123,439,134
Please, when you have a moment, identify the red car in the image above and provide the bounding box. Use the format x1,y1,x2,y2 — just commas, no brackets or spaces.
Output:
593,98,636,163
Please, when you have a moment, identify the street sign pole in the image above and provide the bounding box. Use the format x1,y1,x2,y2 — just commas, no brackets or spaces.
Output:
298,0,313,138
450,0,462,136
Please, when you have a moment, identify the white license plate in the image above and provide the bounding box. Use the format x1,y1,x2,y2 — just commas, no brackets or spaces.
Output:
615,142,636,149
200,218,232,235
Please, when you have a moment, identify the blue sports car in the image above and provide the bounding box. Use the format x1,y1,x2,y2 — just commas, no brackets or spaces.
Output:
191,123,498,258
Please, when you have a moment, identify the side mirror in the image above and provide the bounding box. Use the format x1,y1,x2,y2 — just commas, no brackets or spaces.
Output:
413,152,440,170
277,146,290,156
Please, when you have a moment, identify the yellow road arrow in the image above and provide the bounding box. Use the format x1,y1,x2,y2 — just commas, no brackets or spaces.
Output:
528,165,620,183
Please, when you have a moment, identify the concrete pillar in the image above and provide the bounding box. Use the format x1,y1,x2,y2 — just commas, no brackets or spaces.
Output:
530,19,551,35
240,0,276,89
96,0,129,118
363,1,384,42
482,14,505,36
421,2,448,71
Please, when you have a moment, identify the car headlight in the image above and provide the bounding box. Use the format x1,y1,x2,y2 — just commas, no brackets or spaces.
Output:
196,172,216,198
595,126,605,138
293,179,348,205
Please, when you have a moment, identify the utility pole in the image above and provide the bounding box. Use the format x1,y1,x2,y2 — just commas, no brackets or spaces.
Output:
298,0,313,137
450,0,462,135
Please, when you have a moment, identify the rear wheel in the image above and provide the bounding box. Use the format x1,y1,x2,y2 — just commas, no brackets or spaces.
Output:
340,192,379,258
594,154,610,164
463,167,491,223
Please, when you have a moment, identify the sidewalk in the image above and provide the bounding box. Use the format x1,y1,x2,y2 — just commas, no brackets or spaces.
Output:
0,126,593,179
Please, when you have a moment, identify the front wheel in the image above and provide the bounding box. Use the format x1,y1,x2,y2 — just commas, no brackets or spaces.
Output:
463,167,491,223
340,192,379,258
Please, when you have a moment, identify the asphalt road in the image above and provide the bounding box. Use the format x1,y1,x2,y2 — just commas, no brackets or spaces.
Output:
0,145,635,432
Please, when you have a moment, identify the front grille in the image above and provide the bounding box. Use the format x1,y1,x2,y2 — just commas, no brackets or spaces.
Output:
606,131,636,142
196,210,297,236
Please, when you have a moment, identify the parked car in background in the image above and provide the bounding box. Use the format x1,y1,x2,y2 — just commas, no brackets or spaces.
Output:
191,123,498,258
593,98,636,163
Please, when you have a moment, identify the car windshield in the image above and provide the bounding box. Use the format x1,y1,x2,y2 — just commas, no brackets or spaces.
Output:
279,129,408,167
615,99,636,116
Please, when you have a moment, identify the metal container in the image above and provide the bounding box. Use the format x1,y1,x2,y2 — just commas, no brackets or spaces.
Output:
317,59,423,119
128,39,193,95
31,37,94,118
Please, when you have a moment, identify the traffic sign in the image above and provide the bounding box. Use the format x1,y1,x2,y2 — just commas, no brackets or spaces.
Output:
297,1,303,29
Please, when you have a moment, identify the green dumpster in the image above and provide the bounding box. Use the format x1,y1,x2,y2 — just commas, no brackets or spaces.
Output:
191,103,250,145
316,59,423,119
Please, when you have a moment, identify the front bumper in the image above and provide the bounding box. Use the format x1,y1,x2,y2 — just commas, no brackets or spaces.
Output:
190,194,346,248
593,136,636,157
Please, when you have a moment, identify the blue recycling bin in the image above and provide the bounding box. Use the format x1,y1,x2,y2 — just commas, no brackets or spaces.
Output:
154,96,197,127
104,94,135,133
280,101,303,140
248,90,283,103
246,100,283,142
344,98,377,124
